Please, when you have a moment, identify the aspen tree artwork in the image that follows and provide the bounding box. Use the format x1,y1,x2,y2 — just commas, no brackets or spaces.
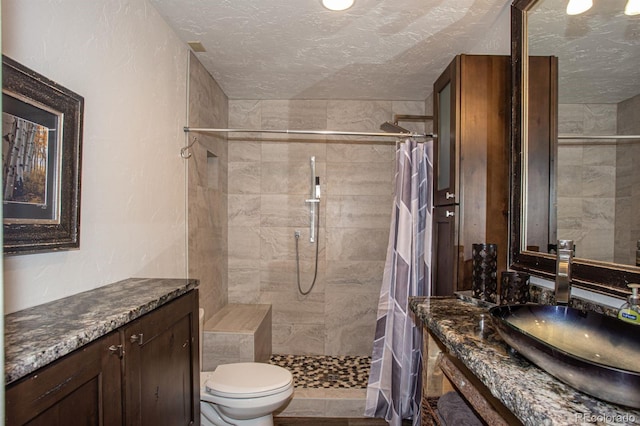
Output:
3,56,83,254
3,114,50,206
3,110,57,215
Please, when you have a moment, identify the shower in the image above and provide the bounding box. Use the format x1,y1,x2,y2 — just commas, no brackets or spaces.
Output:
184,103,433,362
295,156,321,295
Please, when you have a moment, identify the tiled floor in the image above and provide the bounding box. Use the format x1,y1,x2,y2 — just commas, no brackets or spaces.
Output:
269,354,439,425
270,354,370,389
270,354,371,419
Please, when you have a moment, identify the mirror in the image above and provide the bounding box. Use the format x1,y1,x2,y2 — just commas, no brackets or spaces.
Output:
510,0,640,297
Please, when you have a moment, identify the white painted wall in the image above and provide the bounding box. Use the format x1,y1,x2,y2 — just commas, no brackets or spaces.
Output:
2,0,190,313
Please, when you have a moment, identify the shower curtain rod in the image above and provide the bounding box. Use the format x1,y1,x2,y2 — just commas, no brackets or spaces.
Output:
183,126,433,139
558,134,640,140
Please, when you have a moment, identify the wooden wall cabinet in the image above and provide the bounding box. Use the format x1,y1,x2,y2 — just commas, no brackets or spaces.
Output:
432,55,510,295
6,291,200,426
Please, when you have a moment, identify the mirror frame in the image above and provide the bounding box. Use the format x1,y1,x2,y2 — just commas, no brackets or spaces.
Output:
509,0,639,299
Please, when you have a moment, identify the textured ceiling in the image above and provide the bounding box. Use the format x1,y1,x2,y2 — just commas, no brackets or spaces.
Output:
149,0,639,103
149,0,510,100
529,0,640,104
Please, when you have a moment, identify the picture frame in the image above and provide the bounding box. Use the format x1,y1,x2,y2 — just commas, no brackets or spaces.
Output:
2,56,83,254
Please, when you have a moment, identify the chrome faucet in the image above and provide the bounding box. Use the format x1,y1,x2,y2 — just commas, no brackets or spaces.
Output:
555,239,573,305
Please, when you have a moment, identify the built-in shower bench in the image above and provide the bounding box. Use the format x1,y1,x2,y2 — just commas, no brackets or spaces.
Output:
201,303,272,370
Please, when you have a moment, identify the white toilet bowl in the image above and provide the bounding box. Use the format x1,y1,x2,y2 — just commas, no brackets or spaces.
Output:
200,362,293,426
199,309,293,426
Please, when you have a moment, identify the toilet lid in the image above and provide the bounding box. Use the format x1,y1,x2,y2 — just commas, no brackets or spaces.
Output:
205,363,293,398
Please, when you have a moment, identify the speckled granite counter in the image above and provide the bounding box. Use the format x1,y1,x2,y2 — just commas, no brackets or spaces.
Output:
410,296,640,426
5,277,198,385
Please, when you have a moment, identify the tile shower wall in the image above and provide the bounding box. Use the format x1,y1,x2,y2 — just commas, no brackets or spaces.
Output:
557,103,617,262
227,100,428,356
616,94,640,265
188,54,229,321
557,98,640,265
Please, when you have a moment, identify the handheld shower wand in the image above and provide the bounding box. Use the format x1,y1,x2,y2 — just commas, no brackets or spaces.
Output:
297,156,321,295
305,156,320,242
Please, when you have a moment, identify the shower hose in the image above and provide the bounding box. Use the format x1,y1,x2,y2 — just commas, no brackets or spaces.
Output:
294,204,320,295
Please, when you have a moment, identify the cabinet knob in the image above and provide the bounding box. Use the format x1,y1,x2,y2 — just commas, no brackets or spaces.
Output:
446,210,455,217
445,191,455,199
130,333,144,345
108,344,124,358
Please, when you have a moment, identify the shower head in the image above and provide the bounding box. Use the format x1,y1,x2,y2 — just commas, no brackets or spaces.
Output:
380,121,411,134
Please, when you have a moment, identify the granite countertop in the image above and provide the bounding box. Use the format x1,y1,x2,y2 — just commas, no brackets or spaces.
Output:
410,296,640,426
5,277,198,385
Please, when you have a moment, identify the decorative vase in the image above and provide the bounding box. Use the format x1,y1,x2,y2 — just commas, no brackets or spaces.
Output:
500,271,530,305
471,243,498,303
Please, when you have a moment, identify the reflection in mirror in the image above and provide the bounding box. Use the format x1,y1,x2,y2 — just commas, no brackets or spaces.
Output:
510,0,640,296
525,0,640,266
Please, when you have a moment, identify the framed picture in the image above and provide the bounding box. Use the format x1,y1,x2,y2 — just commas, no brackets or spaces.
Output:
2,56,83,254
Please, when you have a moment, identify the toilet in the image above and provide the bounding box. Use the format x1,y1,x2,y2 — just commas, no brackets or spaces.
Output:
199,309,293,426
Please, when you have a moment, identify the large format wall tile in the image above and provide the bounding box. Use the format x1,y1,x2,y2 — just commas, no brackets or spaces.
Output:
262,139,327,163
228,259,261,304
325,195,392,229
229,100,261,129
188,55,229,322
327,163,393,196
260,195,313,227
228,162,261,194
325,292,379,355
228,195,261,227
261,100,328,130
228,226,261,260
556,96,640,266
227,99,426,355
272,324,325,355
229,139,262,162
326,228,389,261
325,260,385,291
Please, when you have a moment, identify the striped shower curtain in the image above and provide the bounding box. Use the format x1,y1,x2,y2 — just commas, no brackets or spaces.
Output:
365,138,433,426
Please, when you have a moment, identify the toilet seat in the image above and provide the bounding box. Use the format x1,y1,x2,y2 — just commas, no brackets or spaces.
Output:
204,363,293,399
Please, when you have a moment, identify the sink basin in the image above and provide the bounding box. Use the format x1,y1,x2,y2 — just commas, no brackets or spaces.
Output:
489,304,640,409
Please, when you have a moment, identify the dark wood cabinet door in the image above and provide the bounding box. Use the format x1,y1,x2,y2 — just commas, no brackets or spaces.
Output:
432,205,458,296
123,291,199,426
6,331,123,426
433,56,459,206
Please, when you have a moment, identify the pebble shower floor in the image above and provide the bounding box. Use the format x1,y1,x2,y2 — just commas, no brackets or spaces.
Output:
269,355,370,389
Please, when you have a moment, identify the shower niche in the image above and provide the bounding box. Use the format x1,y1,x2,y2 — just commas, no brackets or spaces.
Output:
432,55,511,296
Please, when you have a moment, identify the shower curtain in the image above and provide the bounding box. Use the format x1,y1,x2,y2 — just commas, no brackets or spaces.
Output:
365,138,433,426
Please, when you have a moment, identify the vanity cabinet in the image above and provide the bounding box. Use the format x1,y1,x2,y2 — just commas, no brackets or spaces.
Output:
123,290,200,425
432,55,510,295
5,290,200,426
6,331,123,425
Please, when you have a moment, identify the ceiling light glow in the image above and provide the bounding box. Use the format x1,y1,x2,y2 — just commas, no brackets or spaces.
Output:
322,0,354,11
625,0,640,15
566,0,593,15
